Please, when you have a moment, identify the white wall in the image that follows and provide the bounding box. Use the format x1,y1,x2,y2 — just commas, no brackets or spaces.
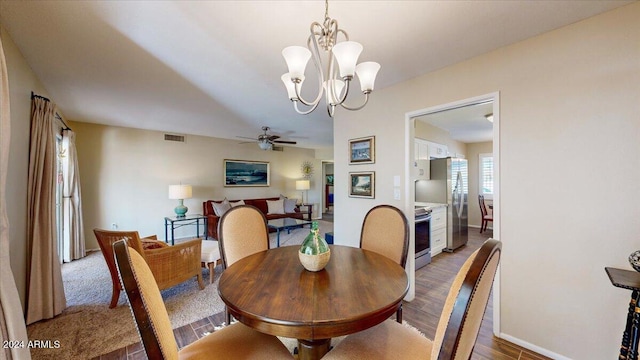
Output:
2,27,52,309
72,121,321,250
334,4,640,359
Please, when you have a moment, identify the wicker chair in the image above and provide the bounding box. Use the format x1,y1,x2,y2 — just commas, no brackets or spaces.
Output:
217,205,270,324
112,240,293,359
360,204,409,322
93,229,204,309
323,239,502,360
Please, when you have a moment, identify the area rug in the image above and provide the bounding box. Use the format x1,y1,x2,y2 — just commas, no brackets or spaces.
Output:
26,220,333,359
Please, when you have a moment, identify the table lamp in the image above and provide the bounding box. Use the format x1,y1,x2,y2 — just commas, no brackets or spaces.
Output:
168,184,192,217
296,180,310,205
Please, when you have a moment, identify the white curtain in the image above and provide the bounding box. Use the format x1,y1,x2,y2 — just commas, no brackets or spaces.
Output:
25,96,66,325
61,129,85,262
0,36,32,360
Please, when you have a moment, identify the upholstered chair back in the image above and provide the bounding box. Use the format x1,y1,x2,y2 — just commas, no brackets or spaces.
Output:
360,205,409,267
113,240,179,360
218,205,270,268
432,239,501,359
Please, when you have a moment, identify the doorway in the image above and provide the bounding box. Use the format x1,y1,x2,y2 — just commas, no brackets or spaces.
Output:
321,161,334,221
405,92,500,335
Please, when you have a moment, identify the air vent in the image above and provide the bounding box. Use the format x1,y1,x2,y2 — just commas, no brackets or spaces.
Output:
164,134,185,142
272,145,284,152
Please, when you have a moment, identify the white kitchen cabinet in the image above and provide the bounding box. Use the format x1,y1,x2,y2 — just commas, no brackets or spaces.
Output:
415,138,430,160
428,142,449,158
430,206,447,256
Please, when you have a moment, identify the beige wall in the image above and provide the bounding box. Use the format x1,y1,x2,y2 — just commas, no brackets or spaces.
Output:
2,27,52,310
467,141,493,228
72,121,321,250
334,4,640,359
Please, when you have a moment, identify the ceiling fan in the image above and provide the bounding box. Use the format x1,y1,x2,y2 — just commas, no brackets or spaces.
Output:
237,126,297,150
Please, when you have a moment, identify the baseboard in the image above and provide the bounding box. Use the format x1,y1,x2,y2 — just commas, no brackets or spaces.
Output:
499,333,571,360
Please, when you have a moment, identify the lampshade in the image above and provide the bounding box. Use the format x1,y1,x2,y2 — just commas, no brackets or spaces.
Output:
168,184,192,200
282,46,311,80
332,41,362,78
296,180,310,191
356,62,381,92
281,73,304,100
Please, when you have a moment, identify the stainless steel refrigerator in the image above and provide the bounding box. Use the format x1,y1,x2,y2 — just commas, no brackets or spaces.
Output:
418,157,468,252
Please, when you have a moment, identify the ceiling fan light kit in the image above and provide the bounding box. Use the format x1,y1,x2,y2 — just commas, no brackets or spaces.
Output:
281,0,380,117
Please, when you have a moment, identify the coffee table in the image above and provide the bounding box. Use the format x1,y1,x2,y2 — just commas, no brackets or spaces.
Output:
267,217,312,247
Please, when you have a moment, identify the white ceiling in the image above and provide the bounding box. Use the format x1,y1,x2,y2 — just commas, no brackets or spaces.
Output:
1,1,632,150
415,101,494,144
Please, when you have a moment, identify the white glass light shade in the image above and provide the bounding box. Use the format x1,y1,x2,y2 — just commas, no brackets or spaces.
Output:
258,141,273,150
282,46,311,80
331,41,363,78
168,184,192,199
355,62,381,92
281,73,304,100
323,79,345,105
296,180,311,191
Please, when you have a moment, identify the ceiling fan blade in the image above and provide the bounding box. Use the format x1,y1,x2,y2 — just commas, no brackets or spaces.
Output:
267,135,281,141
273,140,297,144
238,141,256,144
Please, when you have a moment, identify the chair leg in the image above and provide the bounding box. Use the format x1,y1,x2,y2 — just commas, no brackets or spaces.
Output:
208,263,215,284
480,220,484,233
197,273,205,290
109,285,120,309
396,304,403,323
226,307,232,325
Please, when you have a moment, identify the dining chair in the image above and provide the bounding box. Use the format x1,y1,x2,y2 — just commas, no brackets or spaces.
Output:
478,195,493,233
94,229,203,309
217,204,270,324
323,239,502,360
112,240,293,359
360,204,409,323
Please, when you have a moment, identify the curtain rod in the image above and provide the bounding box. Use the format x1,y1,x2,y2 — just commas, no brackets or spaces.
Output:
31,91,72,131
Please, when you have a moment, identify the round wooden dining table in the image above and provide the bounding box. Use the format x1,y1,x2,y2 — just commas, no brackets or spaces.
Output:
218,245,409,360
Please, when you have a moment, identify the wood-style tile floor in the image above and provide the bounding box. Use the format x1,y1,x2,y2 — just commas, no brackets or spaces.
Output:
97,228,550,360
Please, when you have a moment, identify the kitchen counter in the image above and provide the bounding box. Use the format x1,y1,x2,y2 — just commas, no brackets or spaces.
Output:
415,202,447,210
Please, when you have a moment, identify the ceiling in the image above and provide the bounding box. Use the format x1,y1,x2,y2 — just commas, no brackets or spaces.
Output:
415,101,494,144
1,1,632,150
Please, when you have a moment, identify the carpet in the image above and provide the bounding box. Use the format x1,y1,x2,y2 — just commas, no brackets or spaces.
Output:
26,220,332,359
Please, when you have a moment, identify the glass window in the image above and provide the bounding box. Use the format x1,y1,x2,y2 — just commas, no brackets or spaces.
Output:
479,153,493,199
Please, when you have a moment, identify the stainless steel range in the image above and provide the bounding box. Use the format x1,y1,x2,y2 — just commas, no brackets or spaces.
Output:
415,206,432,269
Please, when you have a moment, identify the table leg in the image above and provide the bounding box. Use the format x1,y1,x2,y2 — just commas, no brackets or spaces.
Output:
276,229,281,247
171,223,175,246
196,219,200,239
204,218,208,239
165,219,169,244
297,339,331,360
620,290,640,360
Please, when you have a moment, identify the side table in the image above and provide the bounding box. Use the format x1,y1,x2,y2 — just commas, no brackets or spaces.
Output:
605,267,640,360
164,214,208,245
300,203,313,221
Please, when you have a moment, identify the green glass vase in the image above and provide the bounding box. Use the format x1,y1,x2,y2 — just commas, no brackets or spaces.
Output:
299,221,331,271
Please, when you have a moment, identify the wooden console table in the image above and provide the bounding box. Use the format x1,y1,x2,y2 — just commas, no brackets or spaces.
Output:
605,267,640,360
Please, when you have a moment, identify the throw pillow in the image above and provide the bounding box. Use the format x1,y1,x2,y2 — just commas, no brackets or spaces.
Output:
283,198,297,213
266,199,285,215
229,200,245,207
213,199,231,217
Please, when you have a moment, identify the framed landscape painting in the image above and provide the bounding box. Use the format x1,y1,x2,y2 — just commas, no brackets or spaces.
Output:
224,160,270,187
349,171,375,198
349,136,375,164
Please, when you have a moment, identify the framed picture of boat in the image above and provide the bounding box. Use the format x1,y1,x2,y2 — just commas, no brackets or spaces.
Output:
224,160,270,187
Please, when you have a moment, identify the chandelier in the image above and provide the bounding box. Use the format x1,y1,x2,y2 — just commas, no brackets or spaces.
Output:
281,0,380,117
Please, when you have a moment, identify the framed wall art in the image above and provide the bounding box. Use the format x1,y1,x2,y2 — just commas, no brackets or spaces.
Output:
349,171,375,198
349,136,375,164
224,159,270,187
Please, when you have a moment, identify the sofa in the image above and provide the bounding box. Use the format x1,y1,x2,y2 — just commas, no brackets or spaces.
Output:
203,196,304,239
